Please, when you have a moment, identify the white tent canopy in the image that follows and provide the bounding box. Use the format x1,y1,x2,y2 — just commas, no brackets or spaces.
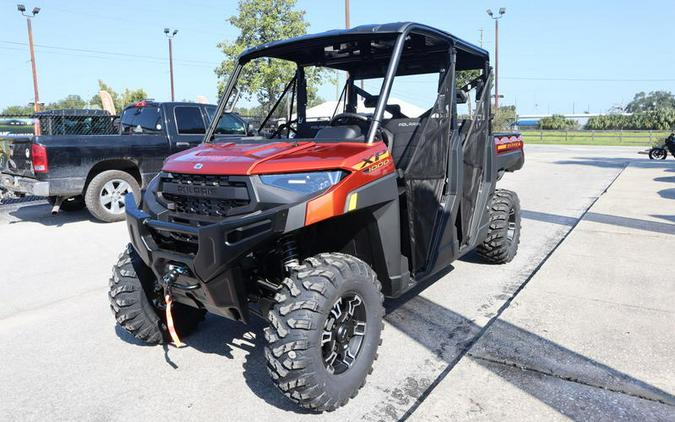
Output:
296,97,425,121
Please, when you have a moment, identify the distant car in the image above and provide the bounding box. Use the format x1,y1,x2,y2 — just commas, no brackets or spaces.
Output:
4,119,29,126
0,101,252,222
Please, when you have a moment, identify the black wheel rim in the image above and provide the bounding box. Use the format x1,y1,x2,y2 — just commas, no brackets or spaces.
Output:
507,208,517,242
321,293,367,375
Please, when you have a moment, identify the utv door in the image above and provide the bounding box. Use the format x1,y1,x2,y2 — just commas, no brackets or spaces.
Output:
402,66,454,273
458,75,493,248
401,69,493,275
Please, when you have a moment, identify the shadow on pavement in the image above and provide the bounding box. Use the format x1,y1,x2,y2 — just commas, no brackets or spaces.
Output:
116,312,313,413
585,212,675,235
658,188,675,200
386,296,675,421
5,203,98,227
522,208,675,236
521,209,578,227
654,176,675,184
554,157,675,170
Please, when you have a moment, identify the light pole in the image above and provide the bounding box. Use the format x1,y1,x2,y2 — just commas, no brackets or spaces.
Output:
344,0,350,28
343,0,363,91
486,7,505,109
164,28,178,101
17,4,41,113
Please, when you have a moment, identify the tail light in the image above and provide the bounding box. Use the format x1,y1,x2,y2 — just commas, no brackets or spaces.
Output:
31,143,48,173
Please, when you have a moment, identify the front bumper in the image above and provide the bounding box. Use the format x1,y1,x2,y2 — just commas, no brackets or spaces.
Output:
125,194,289,322
0,173,49,196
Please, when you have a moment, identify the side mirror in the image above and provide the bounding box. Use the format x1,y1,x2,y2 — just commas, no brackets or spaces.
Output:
246,122,255,136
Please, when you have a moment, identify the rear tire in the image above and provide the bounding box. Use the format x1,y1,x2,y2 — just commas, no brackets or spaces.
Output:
85,170,140,222
108,244,205,344
48,195,85,212
477,189,521,264
264,253,384,412
649,148,667,160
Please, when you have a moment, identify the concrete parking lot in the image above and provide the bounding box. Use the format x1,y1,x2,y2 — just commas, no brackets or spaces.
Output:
1,145,673,421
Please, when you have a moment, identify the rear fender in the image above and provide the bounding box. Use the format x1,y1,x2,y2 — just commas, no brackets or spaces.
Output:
493,133,524,177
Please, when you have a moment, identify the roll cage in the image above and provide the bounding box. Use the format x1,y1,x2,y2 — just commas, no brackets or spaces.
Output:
205,22,491,145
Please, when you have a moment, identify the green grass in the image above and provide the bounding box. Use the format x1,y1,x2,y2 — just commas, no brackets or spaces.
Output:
521,130,667,147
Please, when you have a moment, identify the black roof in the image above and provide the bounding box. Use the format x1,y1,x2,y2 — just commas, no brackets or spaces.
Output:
240,22,488,77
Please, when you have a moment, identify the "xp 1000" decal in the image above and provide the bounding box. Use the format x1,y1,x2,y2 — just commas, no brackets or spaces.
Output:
352,150,392,173
494,134,523,154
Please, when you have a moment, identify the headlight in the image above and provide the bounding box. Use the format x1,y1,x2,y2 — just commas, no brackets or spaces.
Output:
260,170,347,194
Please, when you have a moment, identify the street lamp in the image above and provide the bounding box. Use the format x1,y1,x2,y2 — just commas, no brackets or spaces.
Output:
164,28,178,101
17,4,41,113
486,7,506,109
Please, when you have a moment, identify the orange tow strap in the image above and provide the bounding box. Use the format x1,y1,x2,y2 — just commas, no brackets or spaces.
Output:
165,293,186,348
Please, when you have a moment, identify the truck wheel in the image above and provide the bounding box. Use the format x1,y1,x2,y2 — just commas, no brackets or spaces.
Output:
109,244,205,345
48,196,85,212
85,170,140,222
477,189,521,264
264,253,384,412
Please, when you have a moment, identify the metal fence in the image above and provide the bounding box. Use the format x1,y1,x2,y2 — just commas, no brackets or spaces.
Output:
0,111,120,136
519,129,670,146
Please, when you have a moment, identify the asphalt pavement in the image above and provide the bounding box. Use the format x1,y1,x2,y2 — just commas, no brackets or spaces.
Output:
0,145,672,421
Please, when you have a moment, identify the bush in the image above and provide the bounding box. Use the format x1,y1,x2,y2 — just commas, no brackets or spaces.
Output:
585,109,675,130
492,105,516,131
539,114,578,130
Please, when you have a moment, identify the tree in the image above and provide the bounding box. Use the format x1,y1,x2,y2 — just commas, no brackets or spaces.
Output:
1,104,33,115
2,95,87,114
45,95,86,110
492,105,517,131
89,80,147,113
215,0,324,114
625,91,675,113
539,114,578,130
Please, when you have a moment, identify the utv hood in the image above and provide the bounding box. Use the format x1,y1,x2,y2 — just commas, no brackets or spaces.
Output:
162,141,386,175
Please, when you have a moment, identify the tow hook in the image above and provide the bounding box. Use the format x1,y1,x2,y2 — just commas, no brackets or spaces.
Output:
51,196,64,215
160,265,190,348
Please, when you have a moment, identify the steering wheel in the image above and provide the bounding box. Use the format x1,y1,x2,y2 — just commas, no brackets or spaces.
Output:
329,112,370,127
270,119,297,139
328,112,393,146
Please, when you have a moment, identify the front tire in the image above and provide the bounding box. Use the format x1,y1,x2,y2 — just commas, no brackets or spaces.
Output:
264,253,384,412
85,170,140,222
477,189,521,264
109,244,205,344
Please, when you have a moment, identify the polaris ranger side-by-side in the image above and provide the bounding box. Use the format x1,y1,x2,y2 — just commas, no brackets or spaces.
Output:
109,22,524,411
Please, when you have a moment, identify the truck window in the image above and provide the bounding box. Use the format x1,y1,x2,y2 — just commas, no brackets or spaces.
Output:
205,107,246,135
175,106,206,134
120,106,162,134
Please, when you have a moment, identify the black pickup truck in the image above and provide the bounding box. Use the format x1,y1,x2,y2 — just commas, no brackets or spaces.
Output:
0,101,251,222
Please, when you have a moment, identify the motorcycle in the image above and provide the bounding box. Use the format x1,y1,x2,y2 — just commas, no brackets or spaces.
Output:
648,133,675,160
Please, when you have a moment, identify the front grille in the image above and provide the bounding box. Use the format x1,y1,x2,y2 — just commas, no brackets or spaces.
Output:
160,173,251,217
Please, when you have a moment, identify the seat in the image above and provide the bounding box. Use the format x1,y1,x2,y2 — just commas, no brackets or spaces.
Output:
382,118,424,169
313,125,364,142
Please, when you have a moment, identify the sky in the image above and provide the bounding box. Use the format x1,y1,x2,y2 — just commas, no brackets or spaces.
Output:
1,0,674,115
